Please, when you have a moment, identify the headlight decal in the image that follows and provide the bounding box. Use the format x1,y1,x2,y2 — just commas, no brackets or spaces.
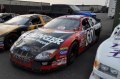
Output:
35,49,56,61
98,63,119,77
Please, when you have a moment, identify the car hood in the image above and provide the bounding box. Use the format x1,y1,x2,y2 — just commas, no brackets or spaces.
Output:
96,38,120,70
11,28,74,56
0,24,19,35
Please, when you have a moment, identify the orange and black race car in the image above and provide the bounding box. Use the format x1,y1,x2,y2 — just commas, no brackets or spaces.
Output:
0,14,52,49
10,15,102,71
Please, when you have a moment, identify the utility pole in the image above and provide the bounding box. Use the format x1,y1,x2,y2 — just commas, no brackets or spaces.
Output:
113,0,120,29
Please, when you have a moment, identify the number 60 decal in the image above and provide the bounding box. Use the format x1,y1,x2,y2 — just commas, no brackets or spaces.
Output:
86,28,94,46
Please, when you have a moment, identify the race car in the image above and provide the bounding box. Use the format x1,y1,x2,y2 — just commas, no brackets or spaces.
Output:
0,14,52,49
89,24,120,79
0,13,18,23
10,15,102,71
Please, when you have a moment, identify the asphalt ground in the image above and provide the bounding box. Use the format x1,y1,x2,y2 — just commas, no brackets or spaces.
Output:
0,13,113,79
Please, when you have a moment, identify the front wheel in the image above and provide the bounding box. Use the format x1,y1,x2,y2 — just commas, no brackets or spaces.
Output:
4,33,19,49
67,41,79,65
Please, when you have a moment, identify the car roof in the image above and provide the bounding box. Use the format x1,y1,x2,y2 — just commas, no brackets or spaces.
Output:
58,15,86,19
0,13,15,15
18,14,42,17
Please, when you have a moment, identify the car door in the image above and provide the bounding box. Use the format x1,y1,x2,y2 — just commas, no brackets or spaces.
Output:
81,17,95,46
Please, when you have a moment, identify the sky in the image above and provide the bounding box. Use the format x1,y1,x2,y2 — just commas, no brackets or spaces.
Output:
20,0,108,5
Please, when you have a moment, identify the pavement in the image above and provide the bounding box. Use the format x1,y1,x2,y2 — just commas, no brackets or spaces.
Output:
0,13,114,79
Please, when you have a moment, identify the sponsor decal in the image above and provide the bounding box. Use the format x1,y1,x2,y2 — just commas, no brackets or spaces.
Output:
79,32,86,47
109,49,120,58
86,28,95,46
52,57,67,66
13,54,31,63
111,43,120,49
52,61,57,67
57,57,67,65
25,33,64,45
42,62,48,65
60,47,68,55
112,43,119,47
114,29,120,40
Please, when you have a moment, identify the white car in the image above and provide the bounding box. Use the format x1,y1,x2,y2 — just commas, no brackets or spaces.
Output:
89,24,120,79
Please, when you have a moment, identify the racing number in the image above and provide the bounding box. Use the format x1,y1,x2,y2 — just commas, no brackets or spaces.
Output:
86,28,94,46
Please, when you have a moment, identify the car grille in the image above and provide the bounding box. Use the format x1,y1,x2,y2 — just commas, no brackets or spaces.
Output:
13,48,34,62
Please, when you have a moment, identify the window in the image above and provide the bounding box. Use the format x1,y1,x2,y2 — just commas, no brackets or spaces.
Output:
44,18,80,30
82,18,90,30
30,17,41,25
88,17,97,26
42,16,52,23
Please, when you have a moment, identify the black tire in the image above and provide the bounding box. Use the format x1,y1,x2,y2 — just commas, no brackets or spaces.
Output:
95,28,101,40
4,33,19,49
67,41,79,65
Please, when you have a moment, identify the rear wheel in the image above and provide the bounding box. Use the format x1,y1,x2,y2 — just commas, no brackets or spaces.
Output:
67,41,79,65
4,33,19,49
95,28,101,41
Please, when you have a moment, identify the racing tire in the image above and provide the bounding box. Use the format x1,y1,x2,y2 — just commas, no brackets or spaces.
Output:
95,28,101,41
4,33,19,50
67,41,79,65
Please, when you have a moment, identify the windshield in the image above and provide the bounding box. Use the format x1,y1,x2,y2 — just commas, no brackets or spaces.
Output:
69,5,80,12
44,18,80,30
5,16,29,25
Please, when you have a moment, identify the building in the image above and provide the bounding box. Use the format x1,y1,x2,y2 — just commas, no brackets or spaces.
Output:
76,5,103,12
0,0,50,14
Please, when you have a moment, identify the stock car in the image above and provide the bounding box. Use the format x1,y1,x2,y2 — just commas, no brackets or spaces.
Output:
0,13,17,23
89,24,120,79
0,14,52,49
10,15,102,71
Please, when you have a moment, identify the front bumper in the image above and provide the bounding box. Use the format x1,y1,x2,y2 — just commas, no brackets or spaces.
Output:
89,67,118,79
10,53,67,72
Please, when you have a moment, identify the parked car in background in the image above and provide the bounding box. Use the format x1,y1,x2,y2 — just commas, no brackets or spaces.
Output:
0,13,18,23
10,15,101,71
0,14,52,49
89,24,120,79
34,4,96,18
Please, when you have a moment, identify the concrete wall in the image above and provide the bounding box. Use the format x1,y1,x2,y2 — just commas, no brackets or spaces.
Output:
77,5,103,12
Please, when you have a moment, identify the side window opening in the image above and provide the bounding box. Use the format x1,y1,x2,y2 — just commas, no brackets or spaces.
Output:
82,18,90,30
42,16,52,23
30,17,41,25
